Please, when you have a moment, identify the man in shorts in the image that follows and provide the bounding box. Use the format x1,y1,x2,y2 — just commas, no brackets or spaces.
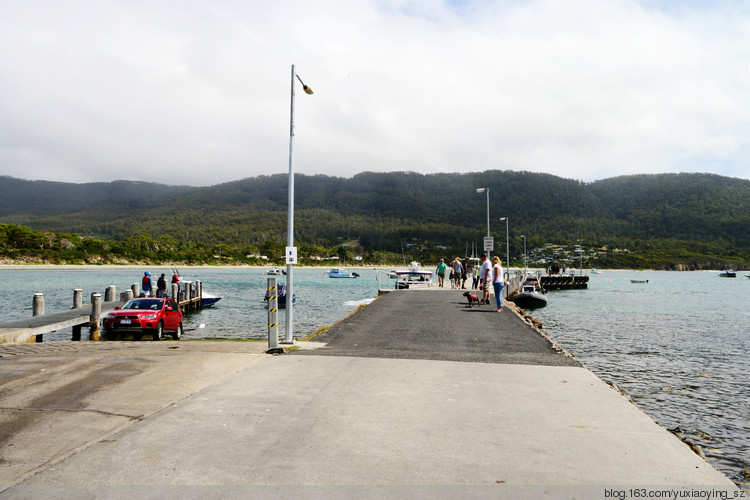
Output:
436,259,447,287
477,253,493,304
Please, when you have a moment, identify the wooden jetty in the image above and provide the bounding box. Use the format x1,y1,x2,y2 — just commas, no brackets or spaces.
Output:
539,274,589,290
0,280,204,344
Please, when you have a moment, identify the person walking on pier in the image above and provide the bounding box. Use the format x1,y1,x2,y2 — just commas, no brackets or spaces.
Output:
471,262,479,289
142,271,154,297
477,253,492,304
492,256,506,312
436,259,447,287
461,258,470,289
450,257,464,289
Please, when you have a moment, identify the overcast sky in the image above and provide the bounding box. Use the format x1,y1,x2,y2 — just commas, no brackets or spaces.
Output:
2,0,749,186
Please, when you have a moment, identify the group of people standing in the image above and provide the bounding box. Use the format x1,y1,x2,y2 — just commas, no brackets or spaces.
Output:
436,254,507,312
141,270,180,297
435,257,471,290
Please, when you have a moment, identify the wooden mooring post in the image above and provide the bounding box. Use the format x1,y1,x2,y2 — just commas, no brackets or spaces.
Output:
90,293,102,341
33,293,44,342
72,289,83,341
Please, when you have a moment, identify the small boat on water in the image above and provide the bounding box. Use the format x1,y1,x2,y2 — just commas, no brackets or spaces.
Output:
510,275,547,309
201,292,222,308
264,284,296,308
324,268,359,278
390,262,433,288
631,279,649,284
719,269,737,278
171,277,222,307
590,268,602,274
267,268,284,275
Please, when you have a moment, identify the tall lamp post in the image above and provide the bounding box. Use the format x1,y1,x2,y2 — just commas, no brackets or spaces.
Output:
284,64,313,344
499,217,509,271
476,187,490,258
521,234,527,275
577,239,583,276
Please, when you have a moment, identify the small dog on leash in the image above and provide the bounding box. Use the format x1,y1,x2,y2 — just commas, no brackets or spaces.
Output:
463,291,481,307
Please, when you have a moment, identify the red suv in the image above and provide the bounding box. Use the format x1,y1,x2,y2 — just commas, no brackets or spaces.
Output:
103,298,183,341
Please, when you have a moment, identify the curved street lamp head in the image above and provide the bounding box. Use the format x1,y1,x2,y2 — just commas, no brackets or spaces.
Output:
476,187,486,193
499,217,506,221
296,74,314,94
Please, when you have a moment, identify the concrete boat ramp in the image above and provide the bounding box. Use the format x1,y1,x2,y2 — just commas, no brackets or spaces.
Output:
0,288,739,498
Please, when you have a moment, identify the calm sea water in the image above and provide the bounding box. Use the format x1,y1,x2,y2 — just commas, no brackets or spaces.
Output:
531,270,749,488
0,267,381,339
0,267,748,487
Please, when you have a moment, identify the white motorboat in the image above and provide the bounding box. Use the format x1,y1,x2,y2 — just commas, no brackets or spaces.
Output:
390,262,433,288
510,275,547,309
201,292,222,308
324,268,359,278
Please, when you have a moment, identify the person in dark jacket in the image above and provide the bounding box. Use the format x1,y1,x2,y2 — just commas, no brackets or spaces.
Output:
156,273,167,298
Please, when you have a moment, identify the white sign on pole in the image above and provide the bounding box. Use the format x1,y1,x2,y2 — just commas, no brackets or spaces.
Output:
483,237,494,252
285,246,298,265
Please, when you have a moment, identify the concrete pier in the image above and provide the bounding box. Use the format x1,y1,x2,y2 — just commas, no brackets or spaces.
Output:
0,289,740,497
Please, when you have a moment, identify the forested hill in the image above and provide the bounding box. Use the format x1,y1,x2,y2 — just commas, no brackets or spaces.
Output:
1,171,749,267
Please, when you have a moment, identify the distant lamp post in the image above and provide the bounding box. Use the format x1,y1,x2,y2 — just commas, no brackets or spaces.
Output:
521,234,527,275
577,239,583,276
499,217,509,272
284,64,313,344
476,187,490,258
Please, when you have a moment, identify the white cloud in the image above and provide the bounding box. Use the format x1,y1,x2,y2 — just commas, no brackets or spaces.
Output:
1,0,749,185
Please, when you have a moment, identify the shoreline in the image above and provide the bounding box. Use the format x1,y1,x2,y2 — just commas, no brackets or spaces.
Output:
0,263,737,273
0,264,394,271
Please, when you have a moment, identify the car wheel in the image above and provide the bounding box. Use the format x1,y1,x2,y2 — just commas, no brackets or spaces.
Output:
152,322,164,341
173,322,183,340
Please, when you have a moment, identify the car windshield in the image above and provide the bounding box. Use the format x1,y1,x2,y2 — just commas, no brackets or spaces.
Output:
123,299,162,310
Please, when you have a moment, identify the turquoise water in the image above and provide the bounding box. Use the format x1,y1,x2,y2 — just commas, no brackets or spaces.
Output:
0,267,748,486
531,270,749,488
0,267,380,340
